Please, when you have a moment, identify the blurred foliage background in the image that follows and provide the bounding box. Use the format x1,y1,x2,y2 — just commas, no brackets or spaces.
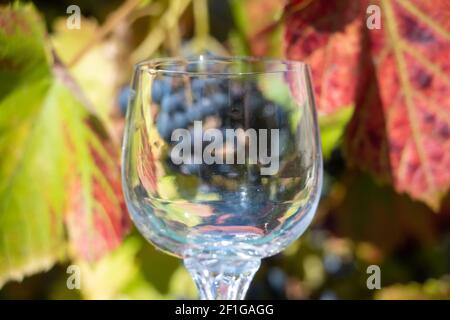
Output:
0,0,449,300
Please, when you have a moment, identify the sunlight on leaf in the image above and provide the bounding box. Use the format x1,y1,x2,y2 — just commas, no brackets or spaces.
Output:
78,236,164,299
285,0,450,210
0,3,128,286
319,106,354,159
51,17,122,128
0,3,67,287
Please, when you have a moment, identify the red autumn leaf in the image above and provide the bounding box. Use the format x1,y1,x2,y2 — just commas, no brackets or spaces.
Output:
56,60,130,262
65,119,130,262
137,130,158,194
284,0,450,210
285,0,364,114
0,2,130,285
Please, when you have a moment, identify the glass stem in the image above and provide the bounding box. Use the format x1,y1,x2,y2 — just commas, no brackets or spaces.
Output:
184,255,261,300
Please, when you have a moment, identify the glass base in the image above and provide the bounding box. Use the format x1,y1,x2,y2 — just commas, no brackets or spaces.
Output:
184,254,261,300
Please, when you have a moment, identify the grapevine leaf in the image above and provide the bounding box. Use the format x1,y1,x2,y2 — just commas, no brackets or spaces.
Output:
0,3,67,287
285,0,363,114
319,106,354,158
77,237,164,299
0,3,128,286
64,111,129,261
284,0,450,210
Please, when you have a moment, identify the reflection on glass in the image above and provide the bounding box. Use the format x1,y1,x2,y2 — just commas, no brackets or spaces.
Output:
122,56,322,300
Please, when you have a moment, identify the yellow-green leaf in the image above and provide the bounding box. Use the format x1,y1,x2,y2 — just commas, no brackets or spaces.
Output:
0,3,128,287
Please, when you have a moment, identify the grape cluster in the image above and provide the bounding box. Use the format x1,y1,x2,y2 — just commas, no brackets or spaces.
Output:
154,77,229,141
151,75,291,182
118,71,292,189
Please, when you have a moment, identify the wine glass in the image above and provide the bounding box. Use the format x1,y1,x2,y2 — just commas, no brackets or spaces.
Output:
122,56,322,300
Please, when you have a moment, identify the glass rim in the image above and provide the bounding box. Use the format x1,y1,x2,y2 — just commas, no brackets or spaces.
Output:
135,56,308,76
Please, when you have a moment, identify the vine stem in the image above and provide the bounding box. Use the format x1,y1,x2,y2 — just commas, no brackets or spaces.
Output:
193,0,209,51
166,0,183,56
67,0,144,68
131,0,191,63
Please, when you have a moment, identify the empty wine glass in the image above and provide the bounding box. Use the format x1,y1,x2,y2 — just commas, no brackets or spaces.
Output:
122,56,322,300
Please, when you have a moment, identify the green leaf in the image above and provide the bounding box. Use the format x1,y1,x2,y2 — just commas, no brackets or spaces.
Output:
77,233,197,299
319,106,354,158
78,236,165,300
0,3,67,287
0,3,127,286
168,265,197,299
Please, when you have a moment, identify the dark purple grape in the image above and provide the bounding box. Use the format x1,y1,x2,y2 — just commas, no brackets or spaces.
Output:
156,112,172,141
191,78,207,96
161,94,185,113
230,82,245,101
246,90,265,112
227,105,244,121
211,93,228,110
187,106,203,122
173,112,189,129
260,103,288,129
151,79,170,104
198,98,216,117
274,106,289,127
226,83,266,125
192,78,227,102
118,86,131,116
192,78,222,92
